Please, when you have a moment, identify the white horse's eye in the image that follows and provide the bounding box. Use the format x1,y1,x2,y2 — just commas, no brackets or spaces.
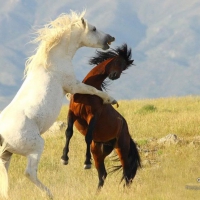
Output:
93,27,96,31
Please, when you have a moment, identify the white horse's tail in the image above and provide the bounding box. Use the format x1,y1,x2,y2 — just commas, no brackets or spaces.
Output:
0,135,9,199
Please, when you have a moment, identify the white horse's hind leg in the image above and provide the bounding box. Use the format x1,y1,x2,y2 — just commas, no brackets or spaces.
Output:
0,150,12,199
0,150,12,171
25,137,53,199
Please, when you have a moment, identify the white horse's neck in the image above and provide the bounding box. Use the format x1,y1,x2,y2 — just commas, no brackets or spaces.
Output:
47,32,81,72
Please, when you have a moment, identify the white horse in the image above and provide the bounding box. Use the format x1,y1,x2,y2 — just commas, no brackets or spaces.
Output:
0,11,116,199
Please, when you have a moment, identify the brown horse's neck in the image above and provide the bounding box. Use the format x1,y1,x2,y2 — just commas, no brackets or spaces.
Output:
82,58,112,91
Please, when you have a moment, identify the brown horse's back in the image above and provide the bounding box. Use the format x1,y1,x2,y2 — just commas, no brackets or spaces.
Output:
72,96,124,142
92,105,124,142
71,94,102,121
71,94,103,136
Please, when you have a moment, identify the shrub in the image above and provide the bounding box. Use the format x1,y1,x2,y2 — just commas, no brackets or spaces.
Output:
136,104,157,114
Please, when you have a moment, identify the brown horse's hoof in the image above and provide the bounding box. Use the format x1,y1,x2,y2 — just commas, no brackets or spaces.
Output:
84,164,92,169
61,159,68,165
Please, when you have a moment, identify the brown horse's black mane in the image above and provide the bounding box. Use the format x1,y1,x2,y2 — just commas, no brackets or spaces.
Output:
89,43,133,70
88,43,134,91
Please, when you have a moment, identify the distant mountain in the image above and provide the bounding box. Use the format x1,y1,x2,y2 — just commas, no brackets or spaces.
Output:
0,0,200,110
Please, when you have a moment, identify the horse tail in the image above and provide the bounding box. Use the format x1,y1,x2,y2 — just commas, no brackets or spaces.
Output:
128,137,141,180
0,135,9,199
108,138,141,184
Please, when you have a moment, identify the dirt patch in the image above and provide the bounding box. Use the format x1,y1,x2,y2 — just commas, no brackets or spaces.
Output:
137,134,200,168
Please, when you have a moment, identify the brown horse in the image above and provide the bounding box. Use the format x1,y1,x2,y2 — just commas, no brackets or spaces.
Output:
61,44,141,190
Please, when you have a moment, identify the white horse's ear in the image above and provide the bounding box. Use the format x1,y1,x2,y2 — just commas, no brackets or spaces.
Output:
81,18,86,29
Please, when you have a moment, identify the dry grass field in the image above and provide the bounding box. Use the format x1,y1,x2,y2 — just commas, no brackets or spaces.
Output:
2,96,200,200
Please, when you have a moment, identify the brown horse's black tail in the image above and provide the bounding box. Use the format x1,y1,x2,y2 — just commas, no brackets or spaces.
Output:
126,137,141,182
108,137,141,185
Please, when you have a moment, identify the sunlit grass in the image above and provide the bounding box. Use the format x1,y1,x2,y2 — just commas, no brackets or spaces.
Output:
4,96,200,200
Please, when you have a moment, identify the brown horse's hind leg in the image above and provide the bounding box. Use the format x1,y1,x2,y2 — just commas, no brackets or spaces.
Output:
91,141,114,190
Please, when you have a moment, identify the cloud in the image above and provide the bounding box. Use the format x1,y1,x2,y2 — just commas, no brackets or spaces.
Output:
1,0,200,110
0,0,19,15
0,72,16,86
128,1,200,67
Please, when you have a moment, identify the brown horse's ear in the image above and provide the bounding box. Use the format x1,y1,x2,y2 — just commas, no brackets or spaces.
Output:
129,60,134,65
81,18,86,29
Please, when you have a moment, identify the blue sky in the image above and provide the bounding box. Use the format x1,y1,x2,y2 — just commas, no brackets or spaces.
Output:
0,0,200,110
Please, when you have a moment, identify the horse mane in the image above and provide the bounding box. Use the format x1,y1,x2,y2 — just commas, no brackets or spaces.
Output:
88,43,133,91
24,10,86,77
89,43,133,70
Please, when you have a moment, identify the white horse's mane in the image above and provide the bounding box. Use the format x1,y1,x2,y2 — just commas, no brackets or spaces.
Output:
24,10,86,76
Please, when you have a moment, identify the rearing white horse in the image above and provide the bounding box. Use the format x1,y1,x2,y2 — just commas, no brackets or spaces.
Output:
0,11,116,199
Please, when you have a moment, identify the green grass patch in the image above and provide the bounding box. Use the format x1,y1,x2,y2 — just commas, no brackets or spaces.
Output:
136,104,157,114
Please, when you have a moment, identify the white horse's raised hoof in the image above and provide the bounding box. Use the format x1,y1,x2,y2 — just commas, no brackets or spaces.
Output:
66,93,71,101
0,10,115,198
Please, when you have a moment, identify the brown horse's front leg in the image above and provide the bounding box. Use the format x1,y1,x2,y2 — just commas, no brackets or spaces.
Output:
84,116,97,169
61,110,75,165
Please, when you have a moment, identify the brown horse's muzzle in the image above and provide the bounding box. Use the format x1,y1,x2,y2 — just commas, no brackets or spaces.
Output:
109,71,120,80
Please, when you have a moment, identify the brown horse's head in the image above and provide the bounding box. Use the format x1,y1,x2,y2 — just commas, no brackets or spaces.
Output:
84,43,134,91
107,44,133,80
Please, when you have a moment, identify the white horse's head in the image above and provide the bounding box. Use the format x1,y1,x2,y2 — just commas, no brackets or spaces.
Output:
66,11,115,51
76,17,115,50
24,11,115,75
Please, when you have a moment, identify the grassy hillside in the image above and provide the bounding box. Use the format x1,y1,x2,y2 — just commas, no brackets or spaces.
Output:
5,96,200,200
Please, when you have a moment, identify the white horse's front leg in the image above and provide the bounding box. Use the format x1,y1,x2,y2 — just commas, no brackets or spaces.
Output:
67,81,118,105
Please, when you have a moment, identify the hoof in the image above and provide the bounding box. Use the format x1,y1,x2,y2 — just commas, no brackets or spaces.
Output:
47,190,53,200
112,100,119,108
61,159,68,165
66,93,72,100
84,164,92,169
